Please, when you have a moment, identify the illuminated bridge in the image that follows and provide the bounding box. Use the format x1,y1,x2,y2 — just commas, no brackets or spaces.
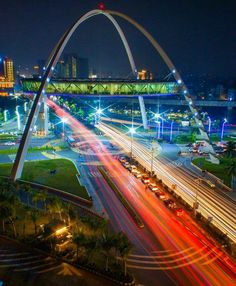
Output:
22,78,179,97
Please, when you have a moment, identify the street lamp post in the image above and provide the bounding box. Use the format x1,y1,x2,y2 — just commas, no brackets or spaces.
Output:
129,127,135,160
16,111,21,131
221,118,227,141
24,102,28,113
61,118,68,139
3,110,8,122
208,116,211,134
170,121,174,142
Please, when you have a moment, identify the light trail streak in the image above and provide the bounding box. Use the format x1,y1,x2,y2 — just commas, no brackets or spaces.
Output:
98,122,236,243
48,100,236,286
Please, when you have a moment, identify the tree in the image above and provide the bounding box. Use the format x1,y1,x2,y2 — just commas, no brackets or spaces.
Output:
99,232,115,271
72,231,87,260
116,232,133,276
30,209,40,234
47,196,63,220
227,161,236,190
225,141,236,158
0,204,12,233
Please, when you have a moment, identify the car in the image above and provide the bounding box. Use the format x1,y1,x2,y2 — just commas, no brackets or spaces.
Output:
128,165,138,173
119,156,128,163
164,199,176,209
155,192,166,200
148,183,159,192
141,176,150,184
122,162,130,169
134,171,142,178
175,207,184,217
205,180,215,188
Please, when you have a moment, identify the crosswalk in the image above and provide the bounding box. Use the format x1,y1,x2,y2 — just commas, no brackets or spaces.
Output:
122,246,226,271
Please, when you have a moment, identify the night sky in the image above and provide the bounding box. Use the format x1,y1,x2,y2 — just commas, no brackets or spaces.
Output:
1,0,236,78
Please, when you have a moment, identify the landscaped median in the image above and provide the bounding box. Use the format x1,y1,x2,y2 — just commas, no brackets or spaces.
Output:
98,166,144,228
0,159,90,200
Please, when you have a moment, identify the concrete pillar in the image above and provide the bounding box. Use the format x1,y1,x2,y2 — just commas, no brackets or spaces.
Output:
138,95,148,129
43,94,48,135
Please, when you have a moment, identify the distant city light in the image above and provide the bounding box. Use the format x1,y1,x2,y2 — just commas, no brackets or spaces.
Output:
177,79,182,84
184,90,187,94
172,69,176,74
46,78,50,83
98,3,105,10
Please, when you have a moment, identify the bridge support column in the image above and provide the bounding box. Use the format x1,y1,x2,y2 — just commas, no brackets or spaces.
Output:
138,96,148,129
43,94,49,135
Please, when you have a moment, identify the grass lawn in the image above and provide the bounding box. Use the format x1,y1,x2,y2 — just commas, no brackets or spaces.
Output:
193,157,235,187
0,159,89,199
0,146,54,155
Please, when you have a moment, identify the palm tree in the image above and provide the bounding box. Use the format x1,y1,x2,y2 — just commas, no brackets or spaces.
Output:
116,232,133,276
72,231,87,260
227,161,236,190
84,234,98,263
99,232,115,272
0,204,12,233
47,196,63,220
225,141,236,158
40,189,48,212
24,184,35,206
30,209,40,234
31,191,42,208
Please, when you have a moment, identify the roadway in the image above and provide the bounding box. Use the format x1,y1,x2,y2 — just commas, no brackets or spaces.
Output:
98,122,236,244
47,99,236,286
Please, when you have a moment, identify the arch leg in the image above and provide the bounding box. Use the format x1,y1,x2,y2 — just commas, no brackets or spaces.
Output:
138,96,148,129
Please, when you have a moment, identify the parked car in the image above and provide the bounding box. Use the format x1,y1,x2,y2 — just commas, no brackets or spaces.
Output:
148,183,159,192
128,165,138,173
122,162,130,169
119,156,128,163
174,207,184,217
141,176,150,184
134,171,142,178
155,192,166,200
164,199,176,209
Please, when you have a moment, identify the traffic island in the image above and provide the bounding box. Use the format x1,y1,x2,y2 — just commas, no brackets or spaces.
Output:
98,166,144,228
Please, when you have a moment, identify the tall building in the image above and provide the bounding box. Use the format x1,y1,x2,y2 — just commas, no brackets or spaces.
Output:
54,54,89,79
0,57,4,78
64,53,78,79
3,57,14,82
78,57,89,78
0,56,14,96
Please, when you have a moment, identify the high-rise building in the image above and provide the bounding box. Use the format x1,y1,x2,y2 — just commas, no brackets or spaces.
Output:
78,57,89,78
64,53,78,79
0,57,4,78
3,57,14,82
54,54,89,79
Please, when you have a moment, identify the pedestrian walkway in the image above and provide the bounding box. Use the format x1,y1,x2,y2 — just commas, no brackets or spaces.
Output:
0,237,116,286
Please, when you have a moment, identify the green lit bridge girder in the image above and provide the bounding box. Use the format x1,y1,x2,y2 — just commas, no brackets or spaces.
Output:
21,79,179,96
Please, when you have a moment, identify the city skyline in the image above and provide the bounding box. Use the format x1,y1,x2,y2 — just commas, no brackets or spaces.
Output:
0,0,235,78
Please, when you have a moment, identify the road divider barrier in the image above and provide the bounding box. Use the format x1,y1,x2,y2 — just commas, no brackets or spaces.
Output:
98,166,144,228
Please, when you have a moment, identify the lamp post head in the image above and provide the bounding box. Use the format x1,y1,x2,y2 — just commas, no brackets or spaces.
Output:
129,127,136,135
61,118,68,123
96,108,102,115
